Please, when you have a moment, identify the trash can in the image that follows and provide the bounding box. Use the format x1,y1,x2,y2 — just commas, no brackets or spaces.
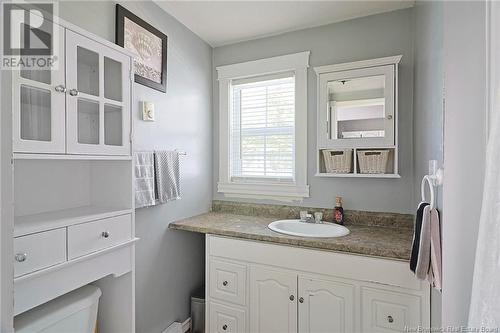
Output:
190,288,205,333
14,285,101,333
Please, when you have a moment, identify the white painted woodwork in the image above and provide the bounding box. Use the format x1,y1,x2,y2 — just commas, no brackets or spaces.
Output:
12,25,66,154
209,302,247,333
298,277,356,333
209,259,247,306
206,235,431,333
249,266,297,333
65,30,131,156
14,241,135,315
8,13,136,333
360,286,422,332
67,214,132,259
216,52,310,200
13,229,66,278
314,56,401,178
14,206,132,237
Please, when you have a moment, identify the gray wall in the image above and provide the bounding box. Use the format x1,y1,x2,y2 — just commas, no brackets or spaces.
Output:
442,1,486,326
212,9,415,214
57,2,212,332
412,1,443,328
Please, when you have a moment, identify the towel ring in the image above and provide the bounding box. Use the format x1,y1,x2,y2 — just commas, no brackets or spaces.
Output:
421,175,436,210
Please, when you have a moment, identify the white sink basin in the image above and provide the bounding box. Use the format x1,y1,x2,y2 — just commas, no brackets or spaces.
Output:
268,219,350,238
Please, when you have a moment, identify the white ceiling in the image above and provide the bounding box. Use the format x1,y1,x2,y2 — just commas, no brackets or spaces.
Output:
154,1,414,47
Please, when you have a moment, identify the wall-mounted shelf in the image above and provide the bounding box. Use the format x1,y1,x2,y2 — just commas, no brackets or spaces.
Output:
14,206,132,237
13,153,132,161
315,173,401,178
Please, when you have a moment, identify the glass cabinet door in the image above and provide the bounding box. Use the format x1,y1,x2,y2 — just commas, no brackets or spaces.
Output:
13,25,66,153
65,30,131,155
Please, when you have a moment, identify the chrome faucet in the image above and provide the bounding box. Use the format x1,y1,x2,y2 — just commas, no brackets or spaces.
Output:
299,211,315,223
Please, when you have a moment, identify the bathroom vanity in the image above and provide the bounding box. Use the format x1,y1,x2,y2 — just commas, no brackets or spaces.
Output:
170,202,430,333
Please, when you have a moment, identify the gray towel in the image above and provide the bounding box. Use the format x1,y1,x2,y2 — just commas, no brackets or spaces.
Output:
154,151,181,203
135,152,156,209
416,205,432,279
428,208,442,291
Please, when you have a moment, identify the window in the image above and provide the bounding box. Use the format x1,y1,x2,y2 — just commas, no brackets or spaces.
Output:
231,74,295,181
217,52,310,200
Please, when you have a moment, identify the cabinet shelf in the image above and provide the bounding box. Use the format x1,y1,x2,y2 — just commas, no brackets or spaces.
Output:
315,173,401,178
14,206,132,237
13,153,132,161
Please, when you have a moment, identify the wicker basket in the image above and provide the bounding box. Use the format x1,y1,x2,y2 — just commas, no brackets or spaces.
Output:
322,149,353,173
357,149,390,174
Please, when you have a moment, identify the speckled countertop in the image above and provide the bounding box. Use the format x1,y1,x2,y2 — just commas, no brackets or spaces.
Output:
169,202,414,261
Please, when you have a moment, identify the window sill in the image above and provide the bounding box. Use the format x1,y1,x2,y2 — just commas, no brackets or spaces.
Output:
217,181,310,201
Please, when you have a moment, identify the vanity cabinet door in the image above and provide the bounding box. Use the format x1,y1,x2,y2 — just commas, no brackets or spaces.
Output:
298,277,356,333
249,266,297,333
65,30,131,155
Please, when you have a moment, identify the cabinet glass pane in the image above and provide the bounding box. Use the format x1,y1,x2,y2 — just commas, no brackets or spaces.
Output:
104,57,122,101
77,47,99,96
20,69,51,85
104,104,122,146
20,85,51,141
77,99,99,144
328,75,386,139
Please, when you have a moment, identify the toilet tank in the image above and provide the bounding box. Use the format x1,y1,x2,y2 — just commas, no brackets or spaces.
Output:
15,285,102,333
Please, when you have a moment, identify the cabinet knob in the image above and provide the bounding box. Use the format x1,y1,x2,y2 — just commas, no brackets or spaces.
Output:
54,85,66,93
387,115,393,120
15,253,27,262
101,231,110,238
69,88,79,96
222,280,228,286
387,315,394,323
299,297,304,303
289,295,295,301
222,324,228,330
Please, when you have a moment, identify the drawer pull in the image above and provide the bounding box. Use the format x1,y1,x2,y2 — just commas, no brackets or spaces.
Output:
222,324,228,330
289,295,295,301
387,315,394,323
222,280,228,286
101,231,110,238
15,253,27,263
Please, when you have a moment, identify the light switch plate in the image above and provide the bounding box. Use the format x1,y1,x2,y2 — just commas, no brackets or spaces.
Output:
142,101,155,121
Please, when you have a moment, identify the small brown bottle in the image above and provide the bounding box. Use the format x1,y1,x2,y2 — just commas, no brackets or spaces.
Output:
333,197,344,225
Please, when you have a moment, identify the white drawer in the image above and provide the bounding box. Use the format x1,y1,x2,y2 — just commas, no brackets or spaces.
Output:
209,301,246,333
67,214,132,259
210,258,247,306
14,229,66,277
361,287,422,332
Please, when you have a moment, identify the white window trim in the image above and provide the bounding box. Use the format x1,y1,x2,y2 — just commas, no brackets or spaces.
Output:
217,51,310,201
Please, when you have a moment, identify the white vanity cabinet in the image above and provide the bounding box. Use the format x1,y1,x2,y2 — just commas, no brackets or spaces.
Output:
13,24,132,156
206,235,430,333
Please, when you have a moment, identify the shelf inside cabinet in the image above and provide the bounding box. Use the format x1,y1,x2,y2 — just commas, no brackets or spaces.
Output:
13,153,132,161
14,205,132,237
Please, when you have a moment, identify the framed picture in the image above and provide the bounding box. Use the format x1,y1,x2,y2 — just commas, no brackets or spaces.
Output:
116,4,167,92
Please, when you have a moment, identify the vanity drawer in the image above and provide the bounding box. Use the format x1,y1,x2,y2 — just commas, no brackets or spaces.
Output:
361,287,422,332
209,301,246,333
67,214,132,259
14,228,66,277
209,258,247,306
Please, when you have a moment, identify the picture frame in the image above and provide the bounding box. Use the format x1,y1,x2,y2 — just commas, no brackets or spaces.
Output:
115,4,167,93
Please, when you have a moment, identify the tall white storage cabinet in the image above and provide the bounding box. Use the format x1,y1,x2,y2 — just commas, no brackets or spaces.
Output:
10,16,137,333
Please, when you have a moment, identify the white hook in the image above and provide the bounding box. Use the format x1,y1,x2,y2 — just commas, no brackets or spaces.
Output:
421,175,436,209
421,160,444,210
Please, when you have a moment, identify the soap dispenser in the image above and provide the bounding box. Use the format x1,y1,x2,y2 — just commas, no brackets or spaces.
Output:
333,196,345,225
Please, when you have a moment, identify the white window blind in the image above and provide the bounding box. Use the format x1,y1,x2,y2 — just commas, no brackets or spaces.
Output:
230,73,295,181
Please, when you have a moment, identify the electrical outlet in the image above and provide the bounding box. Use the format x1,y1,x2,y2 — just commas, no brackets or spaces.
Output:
142,101,155,121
